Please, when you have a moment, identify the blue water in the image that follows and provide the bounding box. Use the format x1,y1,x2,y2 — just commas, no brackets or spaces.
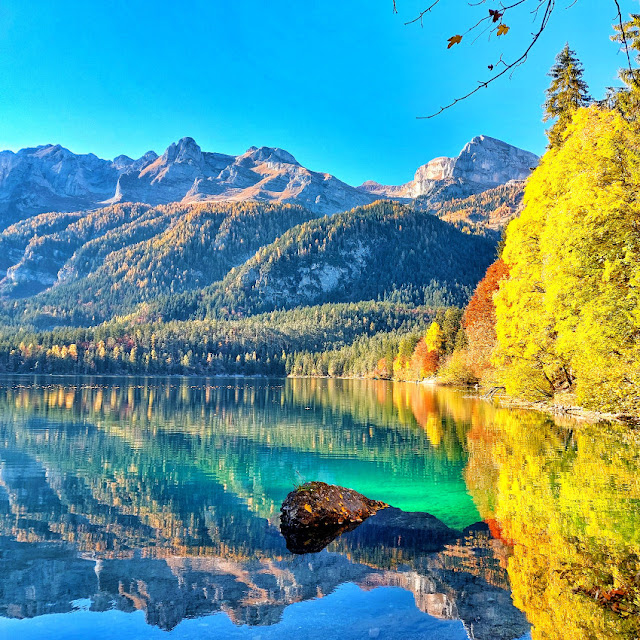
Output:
0,584,471,640
0,376,541,639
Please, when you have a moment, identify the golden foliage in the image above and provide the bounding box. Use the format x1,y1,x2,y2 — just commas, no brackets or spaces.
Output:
494,107,640,411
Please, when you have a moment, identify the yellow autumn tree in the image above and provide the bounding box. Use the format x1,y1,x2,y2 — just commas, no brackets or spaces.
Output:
424,321,444,353
494,106,640,412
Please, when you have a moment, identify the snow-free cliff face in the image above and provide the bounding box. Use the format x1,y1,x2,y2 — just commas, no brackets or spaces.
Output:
451,135,538,185
0,144,158,228
0,134,537,228
0,138,375,227
111,137,375,216
358,135,538,202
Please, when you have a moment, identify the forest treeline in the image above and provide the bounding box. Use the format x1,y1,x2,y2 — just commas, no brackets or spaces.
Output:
0,302,433,376
289,306,464,379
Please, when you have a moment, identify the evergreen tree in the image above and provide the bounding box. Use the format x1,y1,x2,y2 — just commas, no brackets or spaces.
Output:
543,44,591,148
610,14,640,120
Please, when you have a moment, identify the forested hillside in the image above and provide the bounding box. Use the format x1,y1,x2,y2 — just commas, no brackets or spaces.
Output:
416,181,525,234
198,200,496,317
0,191,504,379
0,200,497,332
0,201,320,327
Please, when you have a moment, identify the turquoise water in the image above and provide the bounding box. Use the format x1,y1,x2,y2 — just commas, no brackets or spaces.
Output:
3,375,634,639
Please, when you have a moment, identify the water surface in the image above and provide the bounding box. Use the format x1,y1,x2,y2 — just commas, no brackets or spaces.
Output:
0,376,637,639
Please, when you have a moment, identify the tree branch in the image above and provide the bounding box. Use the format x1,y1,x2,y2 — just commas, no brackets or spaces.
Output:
393,0,635,117
613,0,634,78
419,0,556,118
405,0,443,26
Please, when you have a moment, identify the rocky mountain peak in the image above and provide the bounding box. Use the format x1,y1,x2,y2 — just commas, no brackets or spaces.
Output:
242,146,299,166
140,150,159,164
357,135,539,202
451,134,538,186
113,154,134,169
113,150,159,172
32,144,75,161
161,137,203,166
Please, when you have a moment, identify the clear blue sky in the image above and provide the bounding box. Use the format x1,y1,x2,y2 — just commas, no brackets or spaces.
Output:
0,0,635,186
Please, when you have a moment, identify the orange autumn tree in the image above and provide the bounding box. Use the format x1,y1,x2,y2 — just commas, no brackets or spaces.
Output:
409,338,440,379
462,258,510,380
374,357,392,379
405,322,443,380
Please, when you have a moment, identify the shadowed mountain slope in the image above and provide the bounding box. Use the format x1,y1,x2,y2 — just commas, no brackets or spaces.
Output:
195,200,497,317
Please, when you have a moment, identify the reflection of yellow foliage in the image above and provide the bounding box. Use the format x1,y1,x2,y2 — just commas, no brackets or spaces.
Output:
423,415,443,447
466,410,640,639
65,391,75,409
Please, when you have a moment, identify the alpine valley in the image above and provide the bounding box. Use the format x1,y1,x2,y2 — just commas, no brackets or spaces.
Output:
0,134,537,376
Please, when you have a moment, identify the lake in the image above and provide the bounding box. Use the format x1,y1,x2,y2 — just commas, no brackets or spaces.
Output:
0,376,637,640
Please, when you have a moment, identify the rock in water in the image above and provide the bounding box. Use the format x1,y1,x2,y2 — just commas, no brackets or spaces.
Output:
281,481,388,528
338,506,461,554
280,481,388,553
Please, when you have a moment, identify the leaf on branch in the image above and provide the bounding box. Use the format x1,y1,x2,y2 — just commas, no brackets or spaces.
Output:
447,34,463,49
489,9,503,23
497,23,510,36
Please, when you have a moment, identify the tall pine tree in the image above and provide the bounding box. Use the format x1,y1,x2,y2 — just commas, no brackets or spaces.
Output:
543,44,591,148
610,14,640,120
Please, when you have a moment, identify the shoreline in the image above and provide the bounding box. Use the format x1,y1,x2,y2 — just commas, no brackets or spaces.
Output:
288,373,637,424
491,395,634,425
3,371,636,424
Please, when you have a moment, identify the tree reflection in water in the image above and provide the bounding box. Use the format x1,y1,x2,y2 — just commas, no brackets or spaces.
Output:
466,408,640,639
1,376,637,638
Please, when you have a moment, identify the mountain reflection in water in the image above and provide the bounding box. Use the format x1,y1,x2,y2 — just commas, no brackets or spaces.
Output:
0,376,637,639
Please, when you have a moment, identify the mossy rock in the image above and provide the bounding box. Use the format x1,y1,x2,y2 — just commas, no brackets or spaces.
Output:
280,481,388,553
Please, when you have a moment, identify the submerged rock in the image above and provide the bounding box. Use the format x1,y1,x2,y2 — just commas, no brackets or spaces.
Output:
280,481,388,553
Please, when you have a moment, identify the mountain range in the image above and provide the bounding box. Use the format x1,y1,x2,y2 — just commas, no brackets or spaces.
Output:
0,135,538,228
0,133,536,356
0,139,372,228
358,135,538,203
